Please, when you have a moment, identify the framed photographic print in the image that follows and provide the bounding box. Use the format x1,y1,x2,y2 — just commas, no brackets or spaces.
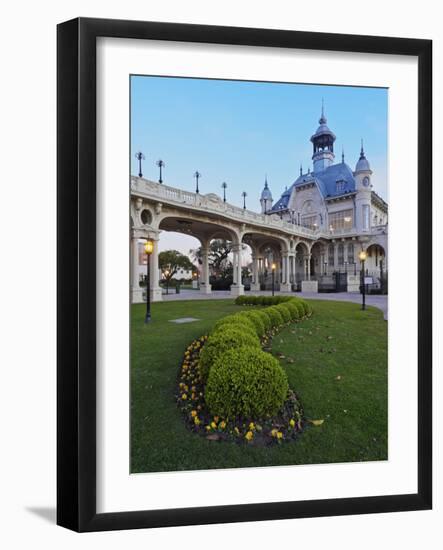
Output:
57,17,432,532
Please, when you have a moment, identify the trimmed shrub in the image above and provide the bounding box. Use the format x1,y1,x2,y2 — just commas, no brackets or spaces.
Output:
213,314,256,336
265,306,285,328
205,346,289,418
299,299,310,316
283,300,300,321
293,300,305,318
276,303,291,323
255,309,272,331
199,326,260,382
238,311,266,338
234,295,249,305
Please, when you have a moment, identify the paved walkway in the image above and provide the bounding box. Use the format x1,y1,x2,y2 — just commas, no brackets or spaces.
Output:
161,289,388,320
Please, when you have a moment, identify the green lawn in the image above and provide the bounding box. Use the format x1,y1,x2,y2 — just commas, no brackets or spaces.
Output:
131,298,387,473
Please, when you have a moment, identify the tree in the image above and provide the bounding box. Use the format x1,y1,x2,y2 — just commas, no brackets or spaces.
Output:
190,239,246,278
158,250,195,284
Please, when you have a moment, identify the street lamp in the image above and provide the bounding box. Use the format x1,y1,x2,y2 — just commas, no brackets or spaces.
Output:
144,239,154,323
135,151,145,178
271,262,276,296
324,261,327,275
156,159,165,183
164,269,170,295
194,171,201,194
359,250,367,311
242,191,247,209
221,181,227,202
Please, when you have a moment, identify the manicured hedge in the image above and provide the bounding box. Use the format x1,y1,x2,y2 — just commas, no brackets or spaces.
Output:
205,346,289,418
199,295,312,396
198,327,260,382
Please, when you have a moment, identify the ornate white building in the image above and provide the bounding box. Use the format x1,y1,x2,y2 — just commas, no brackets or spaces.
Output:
130,106,388,302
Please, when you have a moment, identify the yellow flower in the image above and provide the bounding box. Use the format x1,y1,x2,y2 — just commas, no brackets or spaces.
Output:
211,421,217,429
219,421,227,430
289,419,295,428
205,425,211,431
245,431,254,441
181,393,187,400
190,410,197,417
270,428,278,437
234,427,240,435
249,422,255,431
194,416,201,426
277,431,283,440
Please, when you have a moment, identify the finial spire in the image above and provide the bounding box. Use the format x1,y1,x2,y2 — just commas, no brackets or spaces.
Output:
319,98,327,124
360,138,365,158
264,173,268,188
342,146,345,163
300,163,303,176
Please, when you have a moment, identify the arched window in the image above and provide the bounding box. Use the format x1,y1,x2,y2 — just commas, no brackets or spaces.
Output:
328,244,335,267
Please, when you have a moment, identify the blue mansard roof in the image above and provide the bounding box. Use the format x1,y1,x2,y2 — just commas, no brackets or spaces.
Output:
268,162,356,212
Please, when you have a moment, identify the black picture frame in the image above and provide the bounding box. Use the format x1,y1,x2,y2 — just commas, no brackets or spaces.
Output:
57,17,432,532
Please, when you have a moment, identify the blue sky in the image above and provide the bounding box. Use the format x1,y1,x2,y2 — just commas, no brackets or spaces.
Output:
131,76,387,254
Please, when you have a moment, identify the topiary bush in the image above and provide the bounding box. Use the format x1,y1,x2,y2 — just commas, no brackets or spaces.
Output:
299,299,310,316
213,314,256,336
275,303,291,323
205,346,289,418
238,311,266,338
282,301,300,321
265,306,285,327
255,309,272,331
198,326,260,382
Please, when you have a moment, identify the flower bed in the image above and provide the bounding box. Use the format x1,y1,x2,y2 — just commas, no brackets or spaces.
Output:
175,296,312,445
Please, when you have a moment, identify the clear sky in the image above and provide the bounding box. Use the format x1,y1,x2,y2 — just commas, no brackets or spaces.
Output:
131,76,387,255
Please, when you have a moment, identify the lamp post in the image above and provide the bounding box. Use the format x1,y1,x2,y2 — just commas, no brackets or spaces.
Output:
271,262,276,296
164,269,170,295
359,250,367,310
144,239,154,323
135,151,145,178
242,191,247,209
194,171,201,194
221,181,227,202
324,261,328,275
156,159,165,183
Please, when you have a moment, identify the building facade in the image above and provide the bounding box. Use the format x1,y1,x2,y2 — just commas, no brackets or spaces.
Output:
130,106,388,302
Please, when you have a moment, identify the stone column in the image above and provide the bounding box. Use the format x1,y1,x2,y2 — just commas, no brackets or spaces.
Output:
131,236,144,303
251,254,260,292
199,246,212,294
150,237,163,302
301,253,318,292
334,243,339,271
230,243,244,296
280,253,292,292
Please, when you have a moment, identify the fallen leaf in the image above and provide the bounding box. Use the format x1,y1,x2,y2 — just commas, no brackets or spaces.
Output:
336,375,341,380
206,434,221,441
309,419,325,427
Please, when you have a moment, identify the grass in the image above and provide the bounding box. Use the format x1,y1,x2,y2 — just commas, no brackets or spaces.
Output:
131,298,387,473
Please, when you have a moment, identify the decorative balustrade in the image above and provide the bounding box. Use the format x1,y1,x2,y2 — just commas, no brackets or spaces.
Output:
131,176,320,239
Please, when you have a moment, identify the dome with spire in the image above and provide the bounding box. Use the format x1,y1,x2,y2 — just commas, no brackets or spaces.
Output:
310,102,336,143
260,178,273,201
355,141,372,173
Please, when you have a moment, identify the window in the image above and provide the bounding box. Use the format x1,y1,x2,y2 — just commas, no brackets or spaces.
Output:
328,244,335,266
328,209,353,232
336,180,345,193
347,243,354,264
338,243,344,266
301,215,318,230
